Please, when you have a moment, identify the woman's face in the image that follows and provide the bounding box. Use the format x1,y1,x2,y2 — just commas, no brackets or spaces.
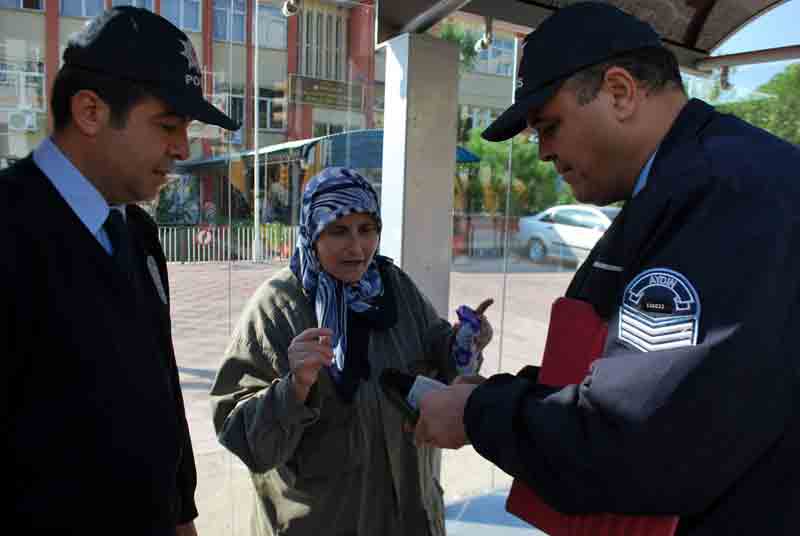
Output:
315,212,380,283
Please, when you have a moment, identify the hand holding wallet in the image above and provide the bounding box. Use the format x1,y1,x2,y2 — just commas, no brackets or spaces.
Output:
379,368,447,424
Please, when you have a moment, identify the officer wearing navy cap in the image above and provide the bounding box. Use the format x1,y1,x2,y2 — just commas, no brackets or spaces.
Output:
416,3,800,534
1,7,238,535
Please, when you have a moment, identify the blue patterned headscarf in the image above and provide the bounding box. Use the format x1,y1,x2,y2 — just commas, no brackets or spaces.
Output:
290,167,383,385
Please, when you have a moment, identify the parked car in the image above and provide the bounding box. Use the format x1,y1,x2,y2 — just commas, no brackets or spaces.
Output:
515,204,621,264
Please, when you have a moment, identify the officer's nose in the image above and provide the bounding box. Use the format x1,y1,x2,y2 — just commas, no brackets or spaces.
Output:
539,141,555,163
171,124,190,161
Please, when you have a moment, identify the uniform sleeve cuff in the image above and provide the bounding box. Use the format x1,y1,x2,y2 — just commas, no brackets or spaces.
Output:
464,374,531,477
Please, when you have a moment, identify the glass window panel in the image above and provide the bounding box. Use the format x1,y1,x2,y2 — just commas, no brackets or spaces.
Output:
183,0,200,31
269,19,286,48
60,0,82,16
0,71,20,108
213,9,227,40
335,17,343,80
315,12,322,78
161,0,179,27
230,95,244,126
270,100,285,129
258,101,268,130
0,0,44,11
232,13,245,43
297,7,304,71
86,0,103,17
24,74,45,110
258,6,286,49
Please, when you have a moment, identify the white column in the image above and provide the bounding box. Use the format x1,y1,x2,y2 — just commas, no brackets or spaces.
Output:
379,33,459,316
252,0,262,262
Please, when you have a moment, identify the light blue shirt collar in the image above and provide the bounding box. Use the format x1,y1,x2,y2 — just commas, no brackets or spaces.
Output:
33,137,123,254
632,149,658,198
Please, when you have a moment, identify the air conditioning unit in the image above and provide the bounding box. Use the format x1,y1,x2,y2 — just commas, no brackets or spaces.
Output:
8,110,38,132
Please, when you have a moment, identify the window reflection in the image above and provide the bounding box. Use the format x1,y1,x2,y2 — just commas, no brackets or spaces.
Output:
0,0,43,9
61,0,104,18
162,0,200,32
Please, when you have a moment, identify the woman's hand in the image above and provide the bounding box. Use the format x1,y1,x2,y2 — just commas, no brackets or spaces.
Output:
288,327,334,403
474,298,494,352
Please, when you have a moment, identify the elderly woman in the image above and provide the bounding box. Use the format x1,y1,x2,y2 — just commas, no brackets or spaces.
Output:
211,167,491,536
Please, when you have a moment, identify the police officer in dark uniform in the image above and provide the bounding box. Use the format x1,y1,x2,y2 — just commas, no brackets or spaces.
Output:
415,3,800,534
1,7,238,534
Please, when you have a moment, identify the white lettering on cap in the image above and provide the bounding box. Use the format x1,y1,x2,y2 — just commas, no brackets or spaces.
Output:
179,38,201,74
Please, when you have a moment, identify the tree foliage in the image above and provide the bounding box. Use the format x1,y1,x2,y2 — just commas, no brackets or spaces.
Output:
436,19,576,215
460,129,574,216
716,63,800,145
437,21,480,73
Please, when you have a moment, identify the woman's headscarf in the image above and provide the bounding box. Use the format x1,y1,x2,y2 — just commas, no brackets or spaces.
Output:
290,167,383,385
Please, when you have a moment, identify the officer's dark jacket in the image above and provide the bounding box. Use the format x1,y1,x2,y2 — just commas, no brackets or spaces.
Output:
1,157,197,533
465,99,800,535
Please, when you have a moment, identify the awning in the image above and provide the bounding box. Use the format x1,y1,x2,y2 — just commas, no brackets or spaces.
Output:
176,129,480,173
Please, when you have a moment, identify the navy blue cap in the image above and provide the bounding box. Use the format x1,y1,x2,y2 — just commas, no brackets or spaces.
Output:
63,6,239,131
482,2,663,142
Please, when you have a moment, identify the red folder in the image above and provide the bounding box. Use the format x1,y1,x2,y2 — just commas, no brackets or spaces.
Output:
505,297,679,535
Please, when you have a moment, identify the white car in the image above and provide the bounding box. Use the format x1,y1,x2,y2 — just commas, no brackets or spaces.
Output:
516,204,621,264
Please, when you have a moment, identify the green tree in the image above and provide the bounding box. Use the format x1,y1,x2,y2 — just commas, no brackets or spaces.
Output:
464,129,572,215
716,63,800,145
437,21,480,73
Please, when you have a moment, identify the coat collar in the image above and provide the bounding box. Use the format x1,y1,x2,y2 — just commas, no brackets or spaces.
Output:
617,99,717,269
569,99,719,311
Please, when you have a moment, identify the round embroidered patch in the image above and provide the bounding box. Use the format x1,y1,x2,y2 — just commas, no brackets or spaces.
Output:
619,268,701,352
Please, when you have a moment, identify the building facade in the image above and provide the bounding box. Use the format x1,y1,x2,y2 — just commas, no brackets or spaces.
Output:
0,0,527,228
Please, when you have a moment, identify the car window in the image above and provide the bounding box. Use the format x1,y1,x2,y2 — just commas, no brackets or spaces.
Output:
554,208,606,230
600,206,621,221
539,212,555,223
552,210,577,226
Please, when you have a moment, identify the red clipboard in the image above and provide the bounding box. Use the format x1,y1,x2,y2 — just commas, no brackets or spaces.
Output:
505,297,679,536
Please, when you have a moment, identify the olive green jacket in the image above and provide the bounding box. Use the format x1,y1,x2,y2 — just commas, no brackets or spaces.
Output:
211,263,460,536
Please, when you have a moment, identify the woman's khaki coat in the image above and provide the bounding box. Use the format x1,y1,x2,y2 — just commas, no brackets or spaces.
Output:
211,262,460,536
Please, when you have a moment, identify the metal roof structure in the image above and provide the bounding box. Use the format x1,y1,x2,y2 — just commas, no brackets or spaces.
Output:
376,0,800,73
176,129,480,172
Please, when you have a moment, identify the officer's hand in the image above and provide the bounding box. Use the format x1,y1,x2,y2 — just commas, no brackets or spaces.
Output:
452,374,487,385
288,327,334,403
415,384,477,449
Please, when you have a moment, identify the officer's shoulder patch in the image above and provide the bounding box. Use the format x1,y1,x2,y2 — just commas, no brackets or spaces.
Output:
619,268,700,352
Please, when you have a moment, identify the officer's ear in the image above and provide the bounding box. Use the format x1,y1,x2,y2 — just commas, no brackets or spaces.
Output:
69,89,111,137
602,66,639,123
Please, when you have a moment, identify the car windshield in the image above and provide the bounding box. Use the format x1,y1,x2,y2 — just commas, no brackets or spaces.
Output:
599,206,622,221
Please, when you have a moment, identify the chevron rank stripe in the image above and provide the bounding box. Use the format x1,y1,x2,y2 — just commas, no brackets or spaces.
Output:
619,268,701,353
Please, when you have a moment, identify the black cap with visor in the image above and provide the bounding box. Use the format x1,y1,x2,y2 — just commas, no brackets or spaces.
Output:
63,6,240,131
482,2,663,142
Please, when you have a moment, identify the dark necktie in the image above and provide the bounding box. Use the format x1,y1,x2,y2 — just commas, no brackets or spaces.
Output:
104,209,133,279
